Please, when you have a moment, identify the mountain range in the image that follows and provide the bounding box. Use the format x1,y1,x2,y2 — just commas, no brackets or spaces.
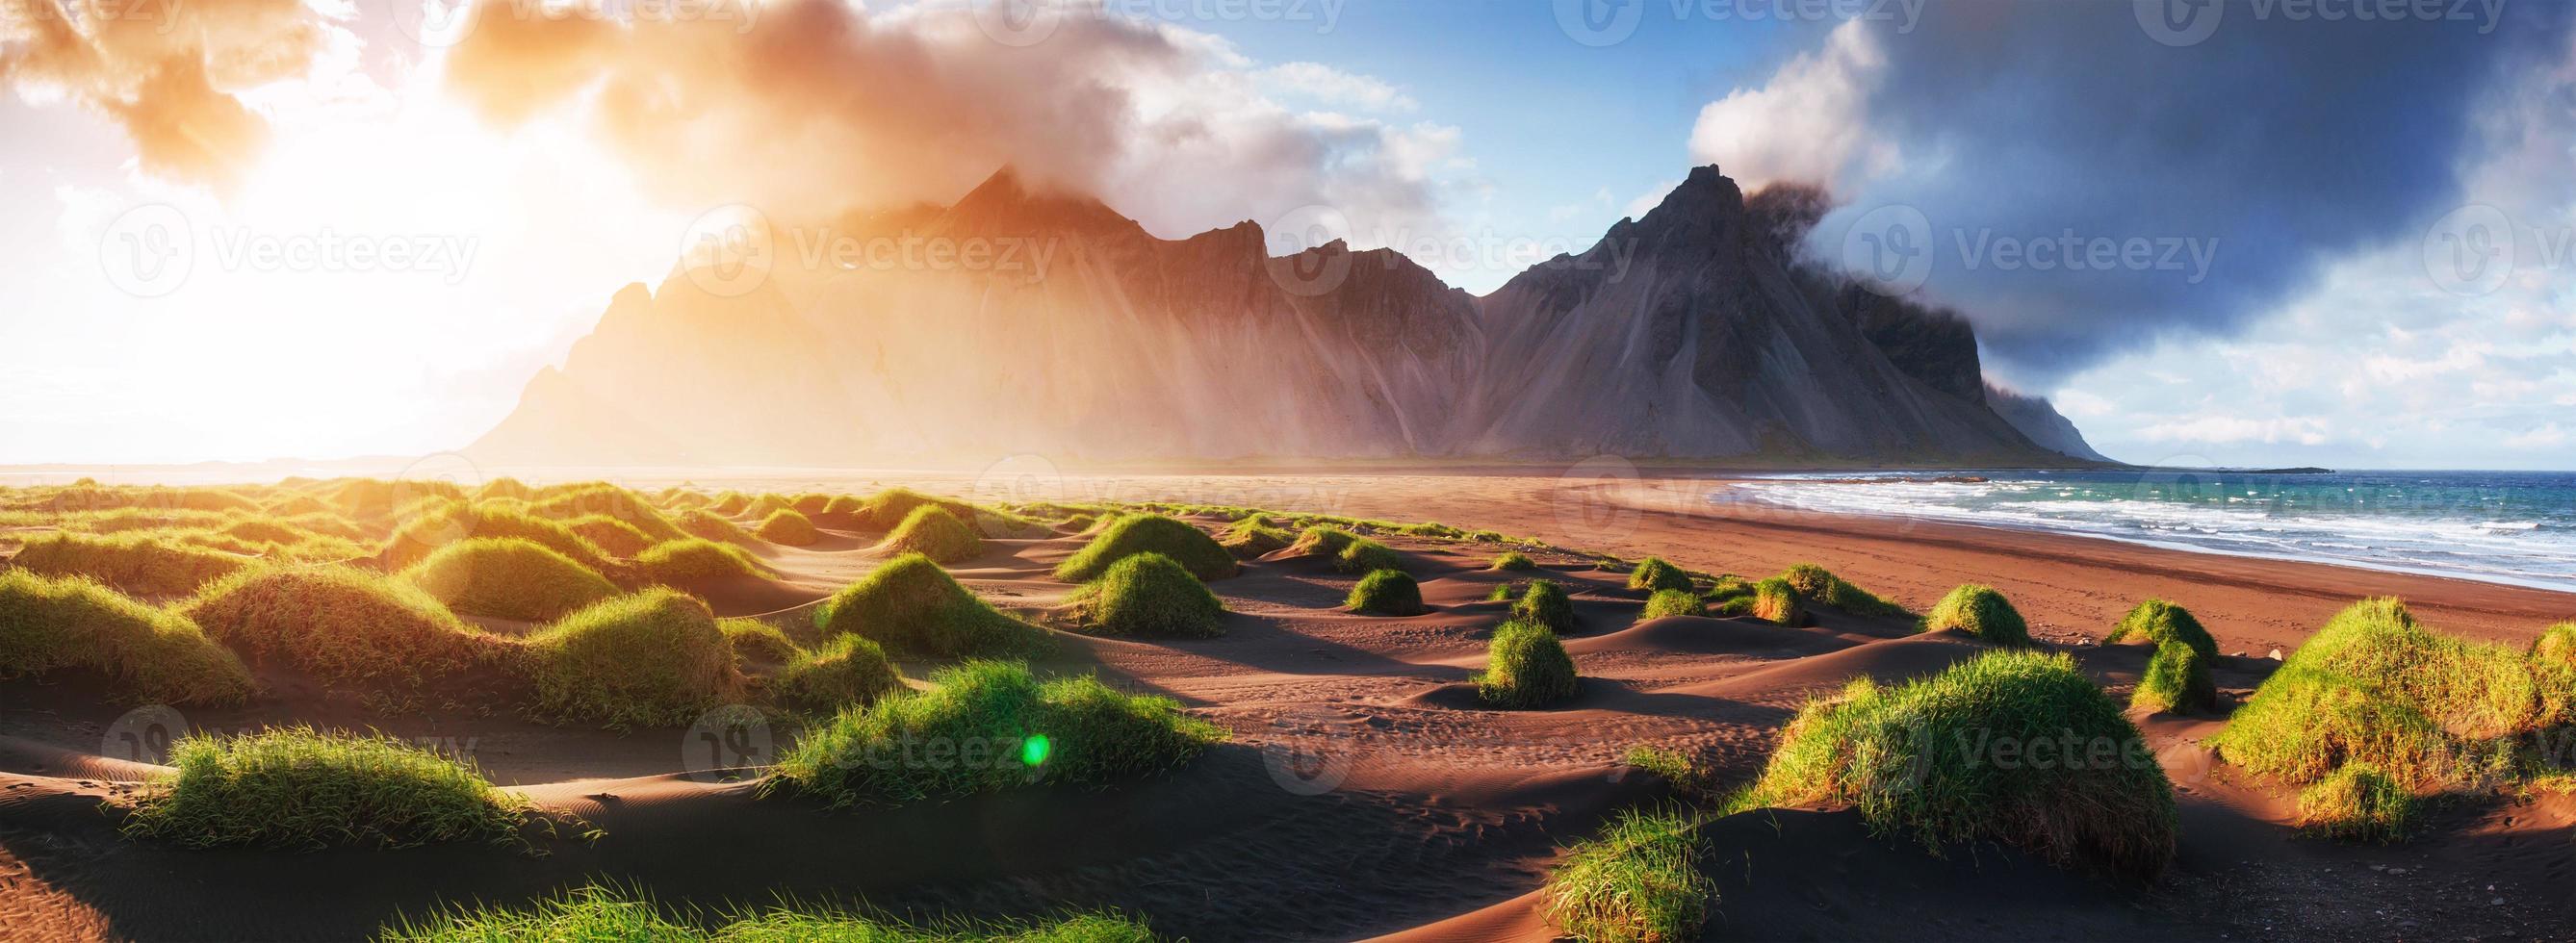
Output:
466,166,2108,467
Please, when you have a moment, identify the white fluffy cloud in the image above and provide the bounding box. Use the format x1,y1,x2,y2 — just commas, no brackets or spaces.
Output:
1686,20,1896,193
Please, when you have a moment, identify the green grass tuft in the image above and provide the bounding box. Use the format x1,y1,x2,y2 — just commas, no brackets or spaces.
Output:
383,501,620,573
0,571,254,704
1476,618,1579,709
1737,650,2176,878
380,883,1160,942
182,566,507,701
2105,599,2217,659
1218,514,1294,558
771,634,903,715
1543,806,1713,943
815,554,1051,658
637,538,778,582
12,530,250,597
524,589,743,728
529,485,688,542
118,726,536,850
2212,598,2567,799
1750,577,1804,625
398,537,620,623
1055,514,1236,583
2535,622,2576,667
2296,762,2417,842
1639,589,1704,622
2130,638,2218,714
880,505,986,564
720,618,799,664
678,507,760,545
1490,550,1537,572
1921,584,2029,645
1070,552,1226,639
564,514,656,558
1513,578,1578,634
1346,569,1425,616
755,509,821,547
765,660,1224,807
1628,557,1692,594
1779,564,1910,619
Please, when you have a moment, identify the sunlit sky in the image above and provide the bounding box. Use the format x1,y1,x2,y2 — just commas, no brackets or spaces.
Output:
2,0,2570,469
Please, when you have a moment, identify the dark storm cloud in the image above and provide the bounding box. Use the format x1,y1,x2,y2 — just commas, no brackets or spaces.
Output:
1706,0,2572,383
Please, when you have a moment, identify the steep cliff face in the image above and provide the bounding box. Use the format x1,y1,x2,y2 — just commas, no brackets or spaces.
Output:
1455,166,2042,460
468,166,2099,466
1985,383,2116,463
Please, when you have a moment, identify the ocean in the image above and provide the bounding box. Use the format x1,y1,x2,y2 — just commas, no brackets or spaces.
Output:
1718,470,2576,594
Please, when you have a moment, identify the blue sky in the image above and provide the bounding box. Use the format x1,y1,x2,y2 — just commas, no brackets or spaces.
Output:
0,0,2568,469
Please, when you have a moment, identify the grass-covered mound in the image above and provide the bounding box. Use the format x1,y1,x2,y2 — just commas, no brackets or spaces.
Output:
766,660,1224,806
880,505,985,564
118,727,535,850
12,531,249,597
565,514,655,558
1640,589,1704,621
2534,622,2576,666
1544,807,1713,943
1346,569,1424,616
1056,514,1236,582
382,501,619,573
529,485,688,542
1738,650,2176,878
708,491,752,516
1780,563,1910,618
397,538,620,623
851,487,973,531
2212,599,2573,807
756,509,820,547
1512,578,1578,634
1476,619,1579,709
1750,576,1804,625
814,554,1051,657
0,571,255,704
1070,552,1225,639
2130,639,2217,714
720,618,799,664
1285,525,1402,575
771,634,902,715
383,884,1158,942
524,589,742,727
181,566,506,698
1219,514,1294,558
2297,763,2414,842
2105,599,2217,659
1922,584,2029,645
676,507,759,545
1490,550,1538,572
1628,557,1692,593
636,538,777,582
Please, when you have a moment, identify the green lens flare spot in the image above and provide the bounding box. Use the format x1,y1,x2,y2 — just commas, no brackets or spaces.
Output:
1020,734,1051,767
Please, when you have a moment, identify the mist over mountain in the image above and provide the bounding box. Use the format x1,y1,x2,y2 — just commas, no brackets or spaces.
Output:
468,166,2106,467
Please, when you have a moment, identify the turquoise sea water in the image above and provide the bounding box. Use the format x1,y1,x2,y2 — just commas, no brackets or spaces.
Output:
1719,470,2576,594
